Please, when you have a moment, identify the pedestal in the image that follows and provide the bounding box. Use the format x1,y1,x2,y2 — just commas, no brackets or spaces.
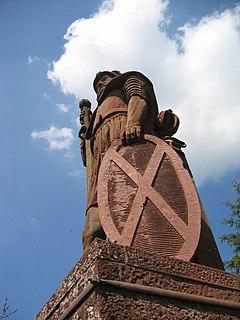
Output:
35,239,240,319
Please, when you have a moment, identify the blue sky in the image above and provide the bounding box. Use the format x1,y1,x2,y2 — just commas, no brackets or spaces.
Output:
0,0,240,318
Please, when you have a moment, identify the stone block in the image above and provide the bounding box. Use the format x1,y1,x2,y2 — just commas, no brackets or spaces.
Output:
35,239,240,320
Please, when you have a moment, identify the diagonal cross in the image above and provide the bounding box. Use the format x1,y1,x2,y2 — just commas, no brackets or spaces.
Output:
107,144,188,246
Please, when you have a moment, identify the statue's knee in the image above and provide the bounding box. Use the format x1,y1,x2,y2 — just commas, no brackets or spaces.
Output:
85,206,101,234
82,206,105,252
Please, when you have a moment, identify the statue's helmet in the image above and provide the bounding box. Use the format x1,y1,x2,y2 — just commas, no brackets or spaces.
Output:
93,70,121,93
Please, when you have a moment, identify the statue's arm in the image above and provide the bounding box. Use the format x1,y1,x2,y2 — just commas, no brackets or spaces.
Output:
122,76,148,144
124,96,147,144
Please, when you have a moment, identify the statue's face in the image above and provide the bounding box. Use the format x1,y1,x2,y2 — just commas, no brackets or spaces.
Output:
96,74,113,95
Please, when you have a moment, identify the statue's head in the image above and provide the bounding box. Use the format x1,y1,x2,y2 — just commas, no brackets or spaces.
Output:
93,70,121,94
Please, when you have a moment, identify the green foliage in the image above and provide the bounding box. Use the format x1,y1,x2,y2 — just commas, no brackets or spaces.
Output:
219,179,240,274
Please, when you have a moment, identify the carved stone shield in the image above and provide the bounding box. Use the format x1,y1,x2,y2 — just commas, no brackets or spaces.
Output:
97,134,201,261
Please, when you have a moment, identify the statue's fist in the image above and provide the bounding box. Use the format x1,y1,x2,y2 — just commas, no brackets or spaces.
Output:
122,124,143,145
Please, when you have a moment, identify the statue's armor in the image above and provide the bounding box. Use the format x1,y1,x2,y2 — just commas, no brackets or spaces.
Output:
124,75,147,101
87,73,157,210
92,89,128,143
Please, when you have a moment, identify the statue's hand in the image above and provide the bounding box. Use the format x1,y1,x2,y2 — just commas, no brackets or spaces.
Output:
122,123,143,145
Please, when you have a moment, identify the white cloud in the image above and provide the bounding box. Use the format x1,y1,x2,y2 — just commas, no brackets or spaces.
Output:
43,92,49,99
56,103,69,113
28,55,35,64
30,218,39,228
28,55,50,66
68,169,83,178
64,151,75,159
31,126,74,150
43,93,69,113
47,0,240,185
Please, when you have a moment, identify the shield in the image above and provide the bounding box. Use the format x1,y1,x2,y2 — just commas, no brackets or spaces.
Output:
97,134,201,261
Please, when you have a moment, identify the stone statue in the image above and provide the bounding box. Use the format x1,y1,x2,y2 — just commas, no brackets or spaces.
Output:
79,70,224,270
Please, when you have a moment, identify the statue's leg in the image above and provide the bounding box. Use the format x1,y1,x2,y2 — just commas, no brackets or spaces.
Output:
82,206,106,253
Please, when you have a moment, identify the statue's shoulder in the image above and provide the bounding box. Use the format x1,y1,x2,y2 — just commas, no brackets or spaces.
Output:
100,71,153,100
121,71,153,86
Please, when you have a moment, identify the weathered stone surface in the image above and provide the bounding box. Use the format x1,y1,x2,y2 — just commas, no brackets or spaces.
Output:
80,70,224,271
98,135,201,261
35,239,240,320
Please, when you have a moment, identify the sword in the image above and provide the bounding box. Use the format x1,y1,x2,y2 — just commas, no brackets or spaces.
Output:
79,99,94,195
